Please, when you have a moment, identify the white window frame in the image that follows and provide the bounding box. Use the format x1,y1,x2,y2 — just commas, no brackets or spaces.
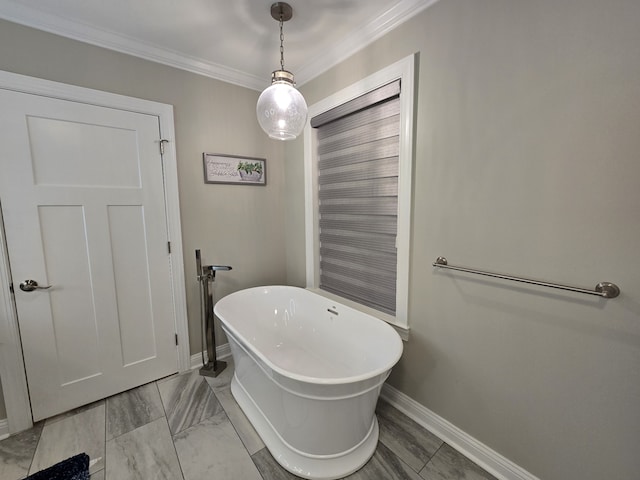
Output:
304,54,415,336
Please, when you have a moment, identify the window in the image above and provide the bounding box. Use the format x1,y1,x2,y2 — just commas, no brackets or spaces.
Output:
304,55,414,333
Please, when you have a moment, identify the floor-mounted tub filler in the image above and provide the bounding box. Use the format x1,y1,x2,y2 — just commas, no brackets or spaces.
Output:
214,286,403,480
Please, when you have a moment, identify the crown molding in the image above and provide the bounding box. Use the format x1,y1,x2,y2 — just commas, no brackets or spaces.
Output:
0,0,440,91
0,1,267,90
295,0,440,86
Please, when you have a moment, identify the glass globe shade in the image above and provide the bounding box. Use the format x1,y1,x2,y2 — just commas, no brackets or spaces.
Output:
256,81,308,140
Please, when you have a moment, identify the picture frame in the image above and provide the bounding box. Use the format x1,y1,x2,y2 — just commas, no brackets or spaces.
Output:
203,153,267,186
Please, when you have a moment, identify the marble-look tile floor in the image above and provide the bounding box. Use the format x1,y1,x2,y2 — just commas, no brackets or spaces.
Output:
0,358,497,480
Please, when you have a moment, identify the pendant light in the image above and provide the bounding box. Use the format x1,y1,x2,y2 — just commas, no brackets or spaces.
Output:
256,2,308,140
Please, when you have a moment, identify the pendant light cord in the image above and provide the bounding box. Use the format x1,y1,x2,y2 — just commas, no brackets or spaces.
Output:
279,14,285,71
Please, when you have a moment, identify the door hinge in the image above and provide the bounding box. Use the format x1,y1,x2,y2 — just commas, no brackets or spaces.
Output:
159,139,169,156
167,241,171,254
175,334,179,346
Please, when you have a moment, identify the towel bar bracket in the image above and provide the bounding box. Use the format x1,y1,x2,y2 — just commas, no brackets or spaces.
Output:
433,257,620,299
595,282,620,298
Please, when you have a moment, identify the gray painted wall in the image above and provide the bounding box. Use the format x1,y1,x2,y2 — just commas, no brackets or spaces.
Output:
0,19,287,418
1,3,639,479
285,1,640,479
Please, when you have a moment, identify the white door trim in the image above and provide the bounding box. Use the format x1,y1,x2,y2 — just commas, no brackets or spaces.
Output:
0,69,190,434
0,205,32,433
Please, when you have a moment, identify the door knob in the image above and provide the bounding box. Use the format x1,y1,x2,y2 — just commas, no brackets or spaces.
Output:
19,280,52,292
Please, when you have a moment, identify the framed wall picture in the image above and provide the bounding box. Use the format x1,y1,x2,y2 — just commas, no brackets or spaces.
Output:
203,153,267,186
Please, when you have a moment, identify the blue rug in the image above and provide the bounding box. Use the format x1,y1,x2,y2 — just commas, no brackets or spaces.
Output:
25,453,90,480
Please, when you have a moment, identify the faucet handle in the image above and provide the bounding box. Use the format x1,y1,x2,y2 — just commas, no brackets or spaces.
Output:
204,265,232,272
199,265,232,281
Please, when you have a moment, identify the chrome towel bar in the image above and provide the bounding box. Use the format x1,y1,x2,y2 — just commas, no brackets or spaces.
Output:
432,257,620,299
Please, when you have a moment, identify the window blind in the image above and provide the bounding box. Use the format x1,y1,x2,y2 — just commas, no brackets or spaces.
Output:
312,80,400,315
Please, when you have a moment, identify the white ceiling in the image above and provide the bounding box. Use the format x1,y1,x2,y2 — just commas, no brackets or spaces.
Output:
0,0,438,91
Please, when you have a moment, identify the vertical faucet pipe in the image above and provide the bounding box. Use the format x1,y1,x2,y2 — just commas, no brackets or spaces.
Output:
195,249,208,368
195,249,231,377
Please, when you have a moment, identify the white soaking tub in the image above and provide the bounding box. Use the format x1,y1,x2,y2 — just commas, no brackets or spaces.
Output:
214,286,403,479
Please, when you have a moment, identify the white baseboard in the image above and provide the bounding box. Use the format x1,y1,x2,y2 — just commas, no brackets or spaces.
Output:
190,343,232,370
380,384,539,480
0,418,9,440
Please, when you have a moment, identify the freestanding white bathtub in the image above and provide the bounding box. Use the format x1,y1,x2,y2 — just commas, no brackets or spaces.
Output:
214,286,403,479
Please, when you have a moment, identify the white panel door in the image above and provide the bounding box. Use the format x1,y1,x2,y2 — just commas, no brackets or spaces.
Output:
0,89,178,421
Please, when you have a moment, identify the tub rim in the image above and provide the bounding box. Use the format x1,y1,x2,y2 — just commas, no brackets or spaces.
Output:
214,285,403,386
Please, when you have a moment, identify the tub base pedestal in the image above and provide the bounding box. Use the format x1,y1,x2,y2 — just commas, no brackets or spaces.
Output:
231,375,379,480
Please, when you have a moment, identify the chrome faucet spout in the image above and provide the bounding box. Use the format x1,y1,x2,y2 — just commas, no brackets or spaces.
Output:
199,264,232,282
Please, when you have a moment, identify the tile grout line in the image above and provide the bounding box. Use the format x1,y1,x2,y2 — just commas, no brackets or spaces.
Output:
203,365,270,480
419,441,445,477
102,395,107,479
155,380,187,480
25,422,43,477
207,381,268,480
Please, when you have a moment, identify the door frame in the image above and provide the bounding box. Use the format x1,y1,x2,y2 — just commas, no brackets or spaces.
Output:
0,69,190,434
